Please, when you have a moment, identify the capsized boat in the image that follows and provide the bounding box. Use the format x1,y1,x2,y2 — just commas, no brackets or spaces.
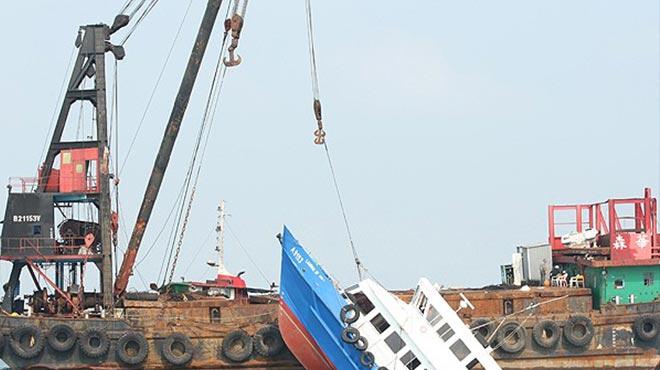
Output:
278,226,502,370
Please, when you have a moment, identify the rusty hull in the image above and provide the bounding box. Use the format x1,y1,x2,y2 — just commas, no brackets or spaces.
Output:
0,296,303,369
437,287,660,369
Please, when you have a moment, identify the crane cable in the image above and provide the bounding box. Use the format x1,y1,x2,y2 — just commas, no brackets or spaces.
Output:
119,0,194,176
304,0,363,280
164,10,235,285
120,0,160,46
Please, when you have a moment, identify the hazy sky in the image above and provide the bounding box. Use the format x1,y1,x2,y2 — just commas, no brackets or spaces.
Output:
0,1,658,293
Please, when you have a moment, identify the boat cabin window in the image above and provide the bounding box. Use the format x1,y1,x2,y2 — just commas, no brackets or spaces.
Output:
503,298,513,315
425,305,442,326
400,350,421,370
644,272,653,286
437,323,455,342
416,293,428,314
614,279,625,290
370,313,391,334
209,307,221,323
349,292,375,315
450,339,471,361
467,359,481,369
384,331,406,353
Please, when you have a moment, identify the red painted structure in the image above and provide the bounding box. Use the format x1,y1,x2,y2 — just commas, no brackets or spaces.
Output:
279,301,335,370
59,148,99,193
191,274,247,289
548,188,660,260
190,274,250,300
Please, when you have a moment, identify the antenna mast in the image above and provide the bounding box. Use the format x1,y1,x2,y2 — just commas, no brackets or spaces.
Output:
216,200,230,275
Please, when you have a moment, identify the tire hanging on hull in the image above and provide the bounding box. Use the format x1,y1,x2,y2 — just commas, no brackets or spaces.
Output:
633,314,659,342
79,328,111,358
471,318,494,344
116,332,149,365
47,324,77,352
532,320,560,349
9,325,45,359
253,325,285,358
496,321,526,354
222,330,253,363
161,332,194,366
563,316,594,347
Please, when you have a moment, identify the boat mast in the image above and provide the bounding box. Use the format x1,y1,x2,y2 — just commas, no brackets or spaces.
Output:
215,200,230,275
114,0,225,297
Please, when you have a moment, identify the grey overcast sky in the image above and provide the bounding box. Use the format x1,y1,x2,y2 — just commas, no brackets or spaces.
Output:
0,1,658,292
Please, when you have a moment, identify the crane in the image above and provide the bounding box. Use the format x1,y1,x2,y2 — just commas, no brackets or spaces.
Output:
114,0,225,297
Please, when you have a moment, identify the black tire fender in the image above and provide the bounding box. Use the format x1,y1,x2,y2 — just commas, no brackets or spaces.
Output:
563,315,594,347
360,351,375,367
633,314,658,342
340,304,360,324
532,320,560,349
341,326,360,344
354,336,368,351
9,325,45,359
470,318,494,344
79,328,110,358
222,330,253,363
47,324,77,352
253,325,285,357
116,331,149,365
161,333,193,366
496,321,526,354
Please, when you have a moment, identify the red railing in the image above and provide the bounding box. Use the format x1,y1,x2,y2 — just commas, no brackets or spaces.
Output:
8,175,98,194
548,188,659,260
1,237,100,258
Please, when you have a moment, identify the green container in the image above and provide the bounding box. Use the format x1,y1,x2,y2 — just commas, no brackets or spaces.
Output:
584,264,660,309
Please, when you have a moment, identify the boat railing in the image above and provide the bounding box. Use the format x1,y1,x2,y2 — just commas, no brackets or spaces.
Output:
1,237,100,258
8,176,99,194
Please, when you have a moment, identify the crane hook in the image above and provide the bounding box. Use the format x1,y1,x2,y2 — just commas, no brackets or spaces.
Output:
223,47,242,67
223,13,244,67
313,99,326,145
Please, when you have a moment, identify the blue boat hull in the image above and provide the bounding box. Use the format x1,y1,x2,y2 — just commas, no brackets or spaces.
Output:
278,227,373,370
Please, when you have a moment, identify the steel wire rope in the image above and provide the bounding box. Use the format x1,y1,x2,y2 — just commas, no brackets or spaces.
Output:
162,4,233,284
225,221,273,288
160,66,224,283
135,183,186,267
470,294,570,334
39,45,76,166
158,191,188,283
119,0,194,176
109,60,121,278
304,0,364,280
181,226,215,278
119,0,136,15
120,0,159,46
489,310,536,353
165,43,231,285
128,0,148,19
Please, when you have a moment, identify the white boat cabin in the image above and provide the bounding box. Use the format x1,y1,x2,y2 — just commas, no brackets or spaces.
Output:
344,278,501,370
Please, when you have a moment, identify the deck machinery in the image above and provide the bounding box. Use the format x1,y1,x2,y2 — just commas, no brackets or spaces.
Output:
1,22,122,314
0,2,302,369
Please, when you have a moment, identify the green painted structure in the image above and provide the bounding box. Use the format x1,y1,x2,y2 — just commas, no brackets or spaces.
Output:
584,263,660,309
